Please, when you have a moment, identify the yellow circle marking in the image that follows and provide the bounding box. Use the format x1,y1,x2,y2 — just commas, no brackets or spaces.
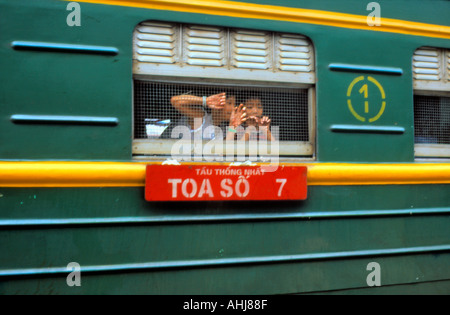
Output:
347,99,366,122
347,76,364,97
347,76,386,123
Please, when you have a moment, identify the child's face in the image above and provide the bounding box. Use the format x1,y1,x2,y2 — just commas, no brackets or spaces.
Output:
245,98,263,117
225,96,236,114
222,95,236,119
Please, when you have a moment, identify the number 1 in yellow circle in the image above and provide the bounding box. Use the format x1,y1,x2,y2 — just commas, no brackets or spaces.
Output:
359,84,369,113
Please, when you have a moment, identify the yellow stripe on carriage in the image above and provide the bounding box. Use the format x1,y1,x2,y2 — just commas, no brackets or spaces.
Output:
0,162,450,187
0,162,146,187
307,163,450,186
68,0,450,39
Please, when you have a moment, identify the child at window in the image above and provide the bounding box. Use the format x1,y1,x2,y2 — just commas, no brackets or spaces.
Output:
227,97,276,141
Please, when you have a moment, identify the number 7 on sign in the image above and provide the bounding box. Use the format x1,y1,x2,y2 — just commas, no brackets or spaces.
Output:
276,179,287,197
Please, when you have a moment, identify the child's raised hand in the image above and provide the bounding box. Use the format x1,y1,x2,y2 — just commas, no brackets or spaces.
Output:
259,116,271,128
229,104,247,128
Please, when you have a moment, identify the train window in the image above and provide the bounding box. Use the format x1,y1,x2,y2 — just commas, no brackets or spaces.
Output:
413,47,450,158
132,21,315,160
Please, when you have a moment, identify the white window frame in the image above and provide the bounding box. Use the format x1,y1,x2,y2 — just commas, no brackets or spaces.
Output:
132,21,316,161
132,77,316,160
413,46,450,159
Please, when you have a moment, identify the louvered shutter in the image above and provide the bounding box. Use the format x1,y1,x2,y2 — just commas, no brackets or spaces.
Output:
413,47,450,90
133,21,315,84
231,30,271,70
447,50,450,81
277,34,313,73
184,25,226,67
413,47,440,81
134,22,177,64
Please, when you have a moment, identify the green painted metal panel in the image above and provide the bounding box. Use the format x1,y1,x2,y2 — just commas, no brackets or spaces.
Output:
0,254,449,294
239,0,450,27
0,186,449,294
0,185,449,221
0,0,449,295
0,0,133,160
1,0,449,161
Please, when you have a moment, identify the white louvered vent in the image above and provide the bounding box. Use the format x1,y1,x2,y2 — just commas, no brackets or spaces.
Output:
277,34,313,72
184,25,226,67
133,21,315,84
413,47,440,81
413,47,450,91
134,22,177,64
231,30,271,70
447,50,450,81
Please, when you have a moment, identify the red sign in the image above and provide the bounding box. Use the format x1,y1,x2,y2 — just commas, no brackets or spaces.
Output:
145,165,307,202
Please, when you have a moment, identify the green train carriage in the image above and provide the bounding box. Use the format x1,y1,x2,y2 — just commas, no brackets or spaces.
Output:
0,0,449,294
